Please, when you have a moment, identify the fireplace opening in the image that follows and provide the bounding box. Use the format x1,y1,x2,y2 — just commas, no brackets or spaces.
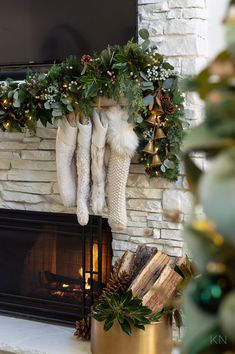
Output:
0,209,112,326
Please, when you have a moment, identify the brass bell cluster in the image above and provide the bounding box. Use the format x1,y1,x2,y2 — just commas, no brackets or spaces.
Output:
143,109,166,168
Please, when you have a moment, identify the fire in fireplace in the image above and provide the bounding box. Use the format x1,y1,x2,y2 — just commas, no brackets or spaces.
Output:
0,209,112,325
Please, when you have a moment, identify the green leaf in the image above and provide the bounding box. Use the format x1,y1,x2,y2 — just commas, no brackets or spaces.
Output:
120,320,132,336
44,101,51,110
67,104,74,112
143,95,154,106
163,78,175,90
104,319,114,332
142,39,151,51
139,29,150,41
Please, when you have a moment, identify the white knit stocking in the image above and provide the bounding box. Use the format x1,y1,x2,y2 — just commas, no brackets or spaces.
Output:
91,109,108,215
76,119,92,226
56,114,78,207
105,106,139,230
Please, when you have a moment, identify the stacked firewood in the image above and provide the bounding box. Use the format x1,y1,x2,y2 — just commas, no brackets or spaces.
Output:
114,246,187,314
75,245,191,340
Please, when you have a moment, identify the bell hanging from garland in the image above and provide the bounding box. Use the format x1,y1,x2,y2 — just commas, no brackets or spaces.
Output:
151,153,162,167
146,109,164,126
155,127,166,140
143,140,158,155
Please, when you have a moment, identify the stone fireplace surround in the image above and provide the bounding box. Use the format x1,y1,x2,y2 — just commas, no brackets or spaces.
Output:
0,0,208,353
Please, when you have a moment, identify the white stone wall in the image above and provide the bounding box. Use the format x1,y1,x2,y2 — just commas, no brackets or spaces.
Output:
0,0,208,260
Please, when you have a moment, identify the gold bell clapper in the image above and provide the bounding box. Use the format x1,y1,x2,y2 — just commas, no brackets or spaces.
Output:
143,140,158,155
151,153,162,167
155,127,166,140
146,109,164,126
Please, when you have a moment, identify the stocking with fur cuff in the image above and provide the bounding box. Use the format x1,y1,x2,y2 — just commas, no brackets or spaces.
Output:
56,114,77,207
91,109,108,215
105,105,138,230
76,118,92,226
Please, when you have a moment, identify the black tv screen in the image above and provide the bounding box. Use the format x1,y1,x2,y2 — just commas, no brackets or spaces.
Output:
0,0,137,78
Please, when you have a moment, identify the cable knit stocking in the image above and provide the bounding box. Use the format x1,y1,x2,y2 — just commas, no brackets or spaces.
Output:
91,109,108,215
105,105,139,231
56,114,78,207
76,119,92,226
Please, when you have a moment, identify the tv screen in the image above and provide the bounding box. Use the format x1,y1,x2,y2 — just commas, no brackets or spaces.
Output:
0,0,137,78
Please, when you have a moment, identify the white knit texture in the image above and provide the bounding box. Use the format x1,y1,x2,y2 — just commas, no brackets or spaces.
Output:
76,121,92,226
107,153,131,230
56,116,77,207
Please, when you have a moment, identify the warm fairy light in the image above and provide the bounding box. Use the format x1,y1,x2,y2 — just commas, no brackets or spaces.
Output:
3,122,10,129
29,116,32,120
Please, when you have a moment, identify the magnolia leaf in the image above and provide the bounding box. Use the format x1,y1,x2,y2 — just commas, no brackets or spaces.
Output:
120,320,132,336
104,319,114,332
139,29,149,40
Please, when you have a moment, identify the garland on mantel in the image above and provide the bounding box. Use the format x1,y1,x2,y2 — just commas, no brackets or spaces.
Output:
0,30,184,180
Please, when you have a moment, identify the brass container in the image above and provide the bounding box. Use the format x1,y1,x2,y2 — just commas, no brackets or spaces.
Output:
91,319,172,354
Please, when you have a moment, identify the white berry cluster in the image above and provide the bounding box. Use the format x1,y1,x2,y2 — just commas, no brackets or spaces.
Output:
143,128,154,140
146,65,174,81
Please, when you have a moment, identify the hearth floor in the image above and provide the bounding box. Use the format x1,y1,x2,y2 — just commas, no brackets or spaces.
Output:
0,315,90,354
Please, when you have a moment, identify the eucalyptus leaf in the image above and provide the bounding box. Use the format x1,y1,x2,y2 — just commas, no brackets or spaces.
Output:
67,104,74,112
143,95,154,106
139,29,150,41
44,101,51,110
52,109,62,117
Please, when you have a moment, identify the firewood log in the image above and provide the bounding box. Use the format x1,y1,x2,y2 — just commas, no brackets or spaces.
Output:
142,265,182,314
129,245,158,283
130,251,170,298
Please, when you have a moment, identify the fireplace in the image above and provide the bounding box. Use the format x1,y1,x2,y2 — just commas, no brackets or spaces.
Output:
0,209,112,325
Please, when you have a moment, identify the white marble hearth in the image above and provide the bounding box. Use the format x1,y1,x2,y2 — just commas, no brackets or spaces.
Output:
0,316,90,354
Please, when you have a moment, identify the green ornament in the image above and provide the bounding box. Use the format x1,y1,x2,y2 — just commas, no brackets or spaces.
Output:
191,274,231,314
219,290,235,343
198,147,235,244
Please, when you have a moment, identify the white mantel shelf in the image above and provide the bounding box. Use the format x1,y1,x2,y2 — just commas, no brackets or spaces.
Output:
0,315,91,354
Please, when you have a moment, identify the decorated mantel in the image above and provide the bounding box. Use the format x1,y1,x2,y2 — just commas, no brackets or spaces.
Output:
0,30,184,231
0,1,208,353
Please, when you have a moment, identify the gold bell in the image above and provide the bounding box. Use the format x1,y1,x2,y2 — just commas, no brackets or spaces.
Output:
143,140,158,155
155,127,166,140
146,113,158,126
146,109,164,126
151,153,162,167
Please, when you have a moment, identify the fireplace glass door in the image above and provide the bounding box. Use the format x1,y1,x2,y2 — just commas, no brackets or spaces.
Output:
0,209,112,325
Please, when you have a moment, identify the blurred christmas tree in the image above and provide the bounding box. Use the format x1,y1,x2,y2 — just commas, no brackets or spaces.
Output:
182,1,235,353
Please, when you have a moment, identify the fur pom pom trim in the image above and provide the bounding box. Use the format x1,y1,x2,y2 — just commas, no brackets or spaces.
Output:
106,106,139,158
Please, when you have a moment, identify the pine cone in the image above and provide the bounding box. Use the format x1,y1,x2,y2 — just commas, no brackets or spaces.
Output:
74,318,91,340
99,262,131,301
160,93,170,103
162,101,176,115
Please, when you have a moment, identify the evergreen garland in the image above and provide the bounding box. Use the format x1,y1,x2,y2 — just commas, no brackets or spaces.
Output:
0,30,184,180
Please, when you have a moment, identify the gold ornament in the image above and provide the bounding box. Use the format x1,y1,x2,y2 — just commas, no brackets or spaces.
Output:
155,127,166,140
143,140,158,155
146,110,164,126
151,153,162,167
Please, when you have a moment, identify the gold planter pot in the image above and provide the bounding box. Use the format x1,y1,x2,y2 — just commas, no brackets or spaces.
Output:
91,319,172,354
